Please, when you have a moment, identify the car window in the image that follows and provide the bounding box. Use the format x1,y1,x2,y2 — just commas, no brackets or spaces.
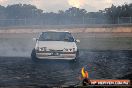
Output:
39,32,74,42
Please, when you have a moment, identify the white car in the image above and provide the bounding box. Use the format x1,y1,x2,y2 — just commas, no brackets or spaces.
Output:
31,30,80,60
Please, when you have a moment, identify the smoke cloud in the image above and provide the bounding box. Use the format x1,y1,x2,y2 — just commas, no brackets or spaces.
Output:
30,0,45,10
0,0,131,12
68,0,86,8
105,0,113,4
0,0,7,4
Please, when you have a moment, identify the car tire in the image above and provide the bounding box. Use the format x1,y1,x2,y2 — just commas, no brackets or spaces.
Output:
31,48,38,61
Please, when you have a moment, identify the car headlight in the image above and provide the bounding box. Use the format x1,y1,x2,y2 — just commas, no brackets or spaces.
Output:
64,48,68,52
44,47,47,51
39,47,47,51
73,48,75,52
64,48,75,52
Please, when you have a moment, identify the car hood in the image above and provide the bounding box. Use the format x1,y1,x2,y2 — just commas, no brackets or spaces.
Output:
37,41,77,51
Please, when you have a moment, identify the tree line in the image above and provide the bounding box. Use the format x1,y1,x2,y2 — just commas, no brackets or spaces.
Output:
0,3,132,25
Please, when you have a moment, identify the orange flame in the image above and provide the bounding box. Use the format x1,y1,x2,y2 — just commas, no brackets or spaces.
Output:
81,67,88,78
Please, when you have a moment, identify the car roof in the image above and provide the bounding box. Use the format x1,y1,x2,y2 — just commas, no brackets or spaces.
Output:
43,30,70,33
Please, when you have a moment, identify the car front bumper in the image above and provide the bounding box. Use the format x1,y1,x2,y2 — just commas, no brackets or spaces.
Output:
36,52,76,60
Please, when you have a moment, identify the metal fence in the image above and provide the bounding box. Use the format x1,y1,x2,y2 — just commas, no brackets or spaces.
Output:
0,17,132,27
117,17,132,24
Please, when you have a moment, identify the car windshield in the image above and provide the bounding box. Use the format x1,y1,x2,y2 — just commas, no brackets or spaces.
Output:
39,32,74,42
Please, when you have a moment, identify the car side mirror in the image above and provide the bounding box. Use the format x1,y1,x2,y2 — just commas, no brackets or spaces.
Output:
76,39,80,43
33,38,38,41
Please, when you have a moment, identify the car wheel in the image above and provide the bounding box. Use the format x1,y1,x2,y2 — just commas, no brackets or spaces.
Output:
31,48,38,61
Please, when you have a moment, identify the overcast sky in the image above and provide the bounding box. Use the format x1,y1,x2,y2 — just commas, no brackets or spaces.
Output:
0,0,131,12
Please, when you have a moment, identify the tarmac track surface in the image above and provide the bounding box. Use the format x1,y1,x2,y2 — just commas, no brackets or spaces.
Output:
0,50,132,87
